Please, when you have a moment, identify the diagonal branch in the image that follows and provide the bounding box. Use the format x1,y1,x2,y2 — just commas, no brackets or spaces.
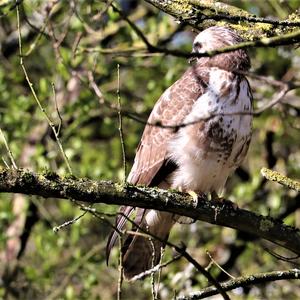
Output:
0,168,300,256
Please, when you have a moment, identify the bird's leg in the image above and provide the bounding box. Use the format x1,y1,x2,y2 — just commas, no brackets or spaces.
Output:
175,188,199,224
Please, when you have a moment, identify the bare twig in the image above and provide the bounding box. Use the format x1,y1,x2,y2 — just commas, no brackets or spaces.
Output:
129,254,182,281
125,230,231,300
117,234,124,300
1,157,9,168
24,4,52,56
175,269,300,300
16,4,72,174
117,64,127,182
52,211,87,233
88,71,105,104
255,84,290,114
155,248,165,298
206,251,235,280
150,237,157,300
51,82,63,136
260,244,300,266
0,128,17,169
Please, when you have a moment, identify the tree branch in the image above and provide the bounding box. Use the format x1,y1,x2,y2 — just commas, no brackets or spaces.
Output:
113,3,300,60
0,168,300,256
261,167,300,192
176,269,300,300
144,0,300,38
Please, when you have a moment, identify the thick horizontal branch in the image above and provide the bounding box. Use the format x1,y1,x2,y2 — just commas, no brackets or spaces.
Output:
114,3,300,60
145,0,300,38
0,168,300,255
177,269,300,300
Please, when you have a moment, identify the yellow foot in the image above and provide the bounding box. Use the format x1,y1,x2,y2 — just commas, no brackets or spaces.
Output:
176,189,200,224
188,190,199,207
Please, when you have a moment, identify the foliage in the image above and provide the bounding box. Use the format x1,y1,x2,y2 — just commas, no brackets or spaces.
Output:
0,1,299,299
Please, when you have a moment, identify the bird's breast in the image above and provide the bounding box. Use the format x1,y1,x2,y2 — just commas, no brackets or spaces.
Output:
168,69,252,193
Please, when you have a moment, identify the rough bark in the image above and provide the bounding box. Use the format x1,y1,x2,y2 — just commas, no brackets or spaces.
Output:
0,168,300,255
144,0,300,40
177,269,300,300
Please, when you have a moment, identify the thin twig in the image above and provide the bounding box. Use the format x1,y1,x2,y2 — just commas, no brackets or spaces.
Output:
255,84,290,114
88,71,105,104
206,250,235,280
117,234,124,300
0,128,17,169
155,248,165,298
71,32,83,59
51,82,63,136
52,211,87,233
1,157,10,168
261,244,300,266
175,269,300,300
89,64,298,132
117,64,127,182
125,230,230,300
129,254,182,282
149,236,157,300
16,4,72,174
24,9,51,56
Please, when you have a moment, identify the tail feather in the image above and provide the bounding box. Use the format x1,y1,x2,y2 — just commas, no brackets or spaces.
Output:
122,211,175,279
106,207,175,279
123,234,163,279
106,206,135,264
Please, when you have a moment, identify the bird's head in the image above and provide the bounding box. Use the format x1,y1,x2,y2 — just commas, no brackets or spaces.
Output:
191,26,251,71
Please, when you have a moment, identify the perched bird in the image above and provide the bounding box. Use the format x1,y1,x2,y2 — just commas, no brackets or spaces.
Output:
106,26,253,279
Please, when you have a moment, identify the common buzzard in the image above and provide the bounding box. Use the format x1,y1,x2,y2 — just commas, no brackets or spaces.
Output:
106,26,253,279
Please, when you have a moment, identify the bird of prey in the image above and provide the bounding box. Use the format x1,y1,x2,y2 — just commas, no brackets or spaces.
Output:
106,26,253,279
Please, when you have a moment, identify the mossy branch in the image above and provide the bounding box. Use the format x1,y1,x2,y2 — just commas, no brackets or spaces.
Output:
261,167,300,192
113,2,300,60
177,269,300,300
144,0,300,39
0,168,300,255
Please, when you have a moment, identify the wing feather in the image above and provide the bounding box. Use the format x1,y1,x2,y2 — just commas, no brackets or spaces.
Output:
106,64,209,260
128,65,209,186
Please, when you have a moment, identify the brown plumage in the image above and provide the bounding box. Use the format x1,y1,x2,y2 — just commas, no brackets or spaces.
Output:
106,26,253,279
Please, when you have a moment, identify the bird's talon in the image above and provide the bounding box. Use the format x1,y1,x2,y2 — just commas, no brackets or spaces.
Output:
188,190,199,208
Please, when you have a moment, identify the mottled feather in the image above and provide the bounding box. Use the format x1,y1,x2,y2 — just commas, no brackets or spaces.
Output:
106,26,253,279
106,65,209,263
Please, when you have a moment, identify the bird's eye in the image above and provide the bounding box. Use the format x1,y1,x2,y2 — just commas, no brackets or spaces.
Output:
194,42,202,48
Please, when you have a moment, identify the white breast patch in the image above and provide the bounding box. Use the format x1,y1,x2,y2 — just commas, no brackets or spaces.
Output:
169,68,252,193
